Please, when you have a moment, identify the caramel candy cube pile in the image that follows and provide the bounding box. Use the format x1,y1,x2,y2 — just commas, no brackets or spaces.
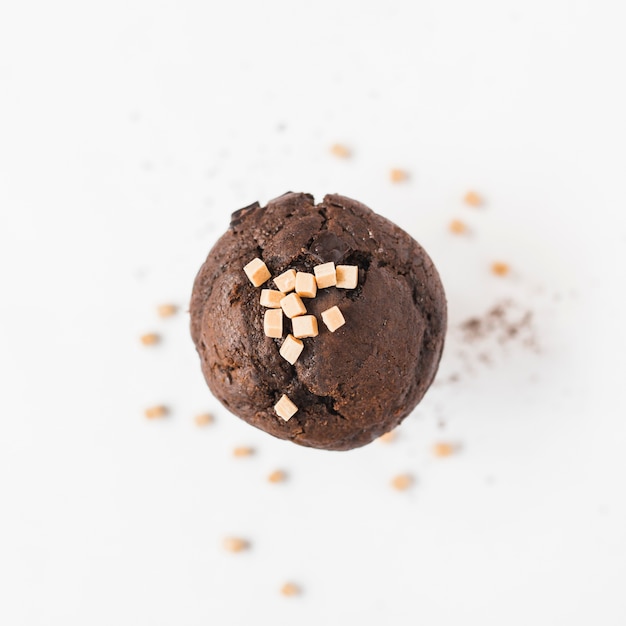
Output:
336,265,358,289
274,269,296,293
313,262,337,288
292,315,319,339
280,293,307,319
264,309,283,338
295,272,317,298
260,289,283,308
274,394,298,421
321,305,345,332
243,257,365,416
243,257,271,287
280,334,304,364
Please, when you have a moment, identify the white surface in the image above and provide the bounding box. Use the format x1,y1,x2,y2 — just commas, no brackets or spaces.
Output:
1,1,625,625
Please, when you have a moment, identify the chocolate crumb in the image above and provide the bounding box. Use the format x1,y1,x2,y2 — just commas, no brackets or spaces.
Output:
457,301,538,354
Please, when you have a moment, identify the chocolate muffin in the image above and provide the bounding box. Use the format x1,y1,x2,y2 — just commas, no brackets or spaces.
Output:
190,192,446,451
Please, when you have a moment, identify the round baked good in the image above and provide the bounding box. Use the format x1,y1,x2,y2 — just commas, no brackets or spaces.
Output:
190,192,446,451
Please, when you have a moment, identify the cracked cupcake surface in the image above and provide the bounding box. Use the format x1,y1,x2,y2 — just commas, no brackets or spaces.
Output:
190,192,447,451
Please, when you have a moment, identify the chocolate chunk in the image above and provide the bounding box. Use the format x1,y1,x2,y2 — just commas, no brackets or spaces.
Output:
307,231,352,264
230,201,260,228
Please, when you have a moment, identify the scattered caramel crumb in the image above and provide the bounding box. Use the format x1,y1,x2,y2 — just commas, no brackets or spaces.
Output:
281,582,302,597
448,219,467,234
140,332,160,346
223,537,250,553
464,190,483,207
144,405,168,419
194,412,214,427
390,168,409,183
378,430,396,444
433,442,458,457
491,262,510,277
391,474,414,491
268,469,287,483
157,303,178,318
330,143,351,158
233,446,255,458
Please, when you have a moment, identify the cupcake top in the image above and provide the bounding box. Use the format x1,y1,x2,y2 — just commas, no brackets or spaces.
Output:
190,192,447,451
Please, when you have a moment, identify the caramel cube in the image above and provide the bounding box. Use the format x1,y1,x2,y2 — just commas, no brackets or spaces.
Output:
274,269,296,293
274,394,298,421
292,315,319,339
295,272,317,298
336,265,358,289
321,305,345,332
280,293,307,319
313,262,337,288
264,309,283,338
243,257,270,287
260,289,283,308
279,334,304,364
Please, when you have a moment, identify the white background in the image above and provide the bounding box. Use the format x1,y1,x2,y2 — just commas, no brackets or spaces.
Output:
1,1,625,625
